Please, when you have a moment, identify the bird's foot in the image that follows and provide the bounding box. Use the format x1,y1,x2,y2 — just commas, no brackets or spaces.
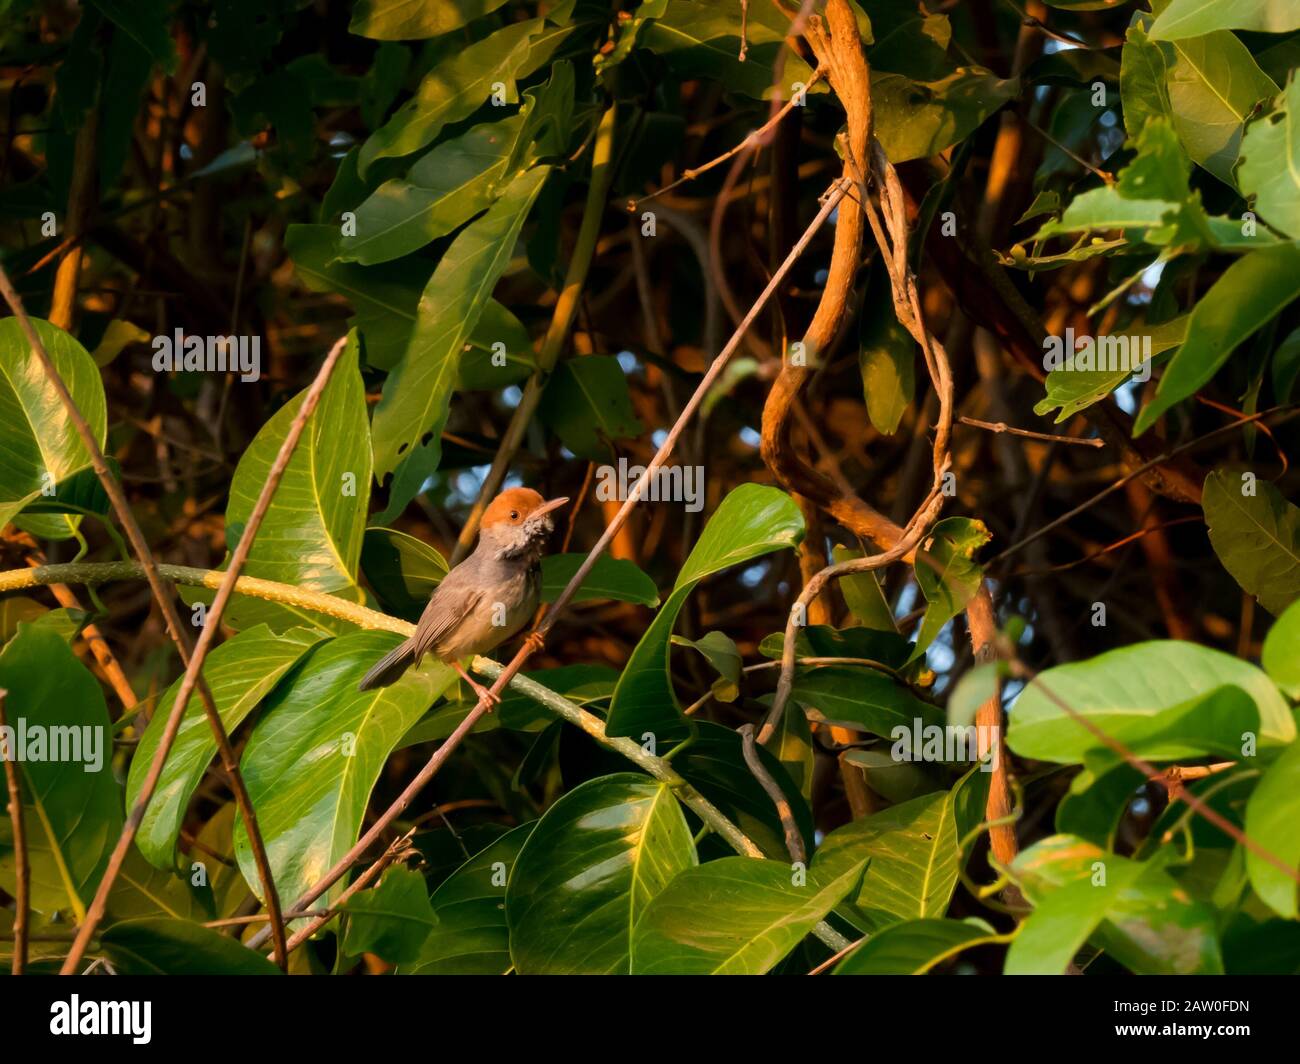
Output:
453,662,501,712
523,630,546,656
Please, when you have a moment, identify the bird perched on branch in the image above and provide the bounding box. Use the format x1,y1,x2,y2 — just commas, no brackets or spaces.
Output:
358,488,568,705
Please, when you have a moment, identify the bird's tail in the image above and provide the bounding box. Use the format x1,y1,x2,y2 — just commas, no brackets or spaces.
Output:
358,638,417,691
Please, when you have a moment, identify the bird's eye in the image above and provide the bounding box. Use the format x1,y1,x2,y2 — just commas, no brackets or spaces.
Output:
510,510,519,521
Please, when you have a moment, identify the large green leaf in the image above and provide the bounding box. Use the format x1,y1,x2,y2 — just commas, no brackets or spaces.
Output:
233,631,455,911
540,552,660,607
872,69,1018,163
1135,246,1300,432
0,625,121,919
1162,30,1278,186
628,854,867,975
360,525,448,620
1121,21,1174,137
506,774,697,974
341,865,438,964
605,484,803,739
1203,468,1300,616
107,846,213,924
1240,74,1300,239
835,917,1001,974
127,626,325,869
101,917,281,975
1244,738,1300,917
786,665,941,738
1151,0,1300,40
816,765,989,931
372,166,549,482
1262,597,1300,697
1008,640,1294,761
1006,835,1223,974
349,0,510,41
400,822,534,974
537,355,645,460
358,19,542,174
0,318,106,534
220,332,371,632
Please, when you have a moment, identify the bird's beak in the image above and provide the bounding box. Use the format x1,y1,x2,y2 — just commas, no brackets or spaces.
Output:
531,496,570,520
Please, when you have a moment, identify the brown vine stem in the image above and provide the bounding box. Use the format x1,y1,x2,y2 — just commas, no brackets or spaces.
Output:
242,177,855,955
739,723,806,863
959,416,1104,448
0,263,292,974
0,689,28,974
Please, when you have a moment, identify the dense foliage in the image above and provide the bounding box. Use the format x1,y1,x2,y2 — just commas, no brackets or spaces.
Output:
1,0,1299,976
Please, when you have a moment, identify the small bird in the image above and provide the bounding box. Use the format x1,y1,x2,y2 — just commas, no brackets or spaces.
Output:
358,488,568,704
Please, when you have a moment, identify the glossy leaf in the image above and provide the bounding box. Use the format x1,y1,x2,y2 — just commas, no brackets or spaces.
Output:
233,631,455,910
537,355,645,460
1151,0,1300,40
1244,738,1300,917
817,765,989,931
1203,468,1300,615
372,167,549,481
0,318,106,535
1008,640,1294,761
128,626,325,869
400,823,534,974
1239,74,1300,239
1121,21,1174,138
605,484,803,739
101,918,281,975
507,774,697,974
360,525,448,620
1006,835,1223,974
349,0,510,41
1262,597,1300,697
629,854,867,974
342,866,438,964
1136,246,1300,432
0,626,121,919
835,917,1001,974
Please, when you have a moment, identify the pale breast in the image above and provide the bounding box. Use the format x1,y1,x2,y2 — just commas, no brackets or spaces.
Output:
433,562,539,661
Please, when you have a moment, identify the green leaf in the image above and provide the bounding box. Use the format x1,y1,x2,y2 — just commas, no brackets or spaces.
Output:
605,485,803,739
349,0,510,41
342,866,438,964
1163,30,1278,186
358,19,542,174
1262,597,1300,697
360,526,448,620
865,2,952,81
107,846,212,923
128,626,325,870
1007,640,1295,763
639,0,821,100
1122,21,1174,138
1136,246,1300,432
1203,468,1300,615
1006,835,1223,974
538,355,645,460
1034,315,1188,422
835,917,1000,974
672,721,815,859
1239,74,1300,238
629,854,867,974
787,665,941,738
101,918,281,975
859,265,916,434
672,630,741,702
0,318,106,534
233,631,455,911
832,545,899,631
507,774,697,974
1244,739,1300,916
872,69,1018,163
0,626,121,919
1151,0,1300,40
221,332,371,632
817,765,989,931
540,553,660,607
1056,762,1146,850
912,517,991,659
337,115,525,265
400,822,534,974
372,166,549,481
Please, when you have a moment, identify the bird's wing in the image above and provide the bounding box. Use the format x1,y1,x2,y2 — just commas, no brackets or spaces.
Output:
411,567,484,659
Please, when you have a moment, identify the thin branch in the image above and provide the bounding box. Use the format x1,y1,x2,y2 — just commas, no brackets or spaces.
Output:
739,723,806,863
0,262,292,976
959,415,1104,448
0,689,28,975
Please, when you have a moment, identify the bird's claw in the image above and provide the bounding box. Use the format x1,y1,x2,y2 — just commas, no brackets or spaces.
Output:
524,631,546,656
470,681,501,712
